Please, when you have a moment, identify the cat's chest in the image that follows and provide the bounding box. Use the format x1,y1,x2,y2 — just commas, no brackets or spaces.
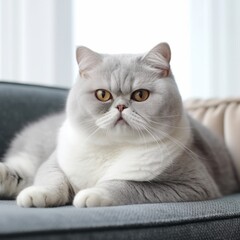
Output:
57,121,177,192
58,144,122,191
58,141,167,193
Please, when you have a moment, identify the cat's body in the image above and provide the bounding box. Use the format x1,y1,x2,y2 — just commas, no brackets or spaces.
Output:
0,43,239,207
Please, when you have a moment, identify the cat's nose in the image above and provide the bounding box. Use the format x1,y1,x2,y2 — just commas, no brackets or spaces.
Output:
116,104,127,112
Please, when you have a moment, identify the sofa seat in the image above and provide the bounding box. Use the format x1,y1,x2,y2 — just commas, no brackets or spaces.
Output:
0,82,240,240
1,195,240,240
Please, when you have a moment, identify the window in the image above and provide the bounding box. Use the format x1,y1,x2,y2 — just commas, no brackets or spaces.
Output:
74,0,191,98
1,0,239,98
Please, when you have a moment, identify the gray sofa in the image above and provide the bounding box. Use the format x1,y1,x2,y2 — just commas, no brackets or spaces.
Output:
0,82,240,240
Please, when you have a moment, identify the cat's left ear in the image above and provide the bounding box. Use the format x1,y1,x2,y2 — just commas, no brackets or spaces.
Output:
142,42,171,77
76,46,102,78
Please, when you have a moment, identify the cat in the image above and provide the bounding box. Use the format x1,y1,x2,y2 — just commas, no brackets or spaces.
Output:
0,42,239,208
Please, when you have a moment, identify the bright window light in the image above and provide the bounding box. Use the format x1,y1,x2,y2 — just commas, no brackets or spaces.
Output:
74,0,191,98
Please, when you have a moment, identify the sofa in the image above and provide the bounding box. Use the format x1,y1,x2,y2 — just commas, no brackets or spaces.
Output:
0,81,240,240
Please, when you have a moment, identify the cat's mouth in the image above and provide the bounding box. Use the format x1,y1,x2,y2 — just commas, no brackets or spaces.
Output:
115,116,128,125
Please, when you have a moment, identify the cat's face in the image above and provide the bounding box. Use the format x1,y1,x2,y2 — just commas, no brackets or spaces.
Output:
67,43,183,145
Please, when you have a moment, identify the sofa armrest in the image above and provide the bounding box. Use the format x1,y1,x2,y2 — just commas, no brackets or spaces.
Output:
185,98,240,183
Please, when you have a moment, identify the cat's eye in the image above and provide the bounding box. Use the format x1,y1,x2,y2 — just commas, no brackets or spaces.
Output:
131,89,150,102
95,89,112,102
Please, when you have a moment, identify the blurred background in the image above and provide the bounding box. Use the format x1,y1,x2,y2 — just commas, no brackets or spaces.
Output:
0,0,240,99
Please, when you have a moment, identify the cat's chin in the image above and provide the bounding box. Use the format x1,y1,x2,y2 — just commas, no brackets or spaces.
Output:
96,124,138,143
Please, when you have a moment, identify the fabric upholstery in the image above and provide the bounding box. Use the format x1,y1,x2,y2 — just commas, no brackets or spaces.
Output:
185,98,240,183
0,82,68,160
0,82,240,239
0,194,240,240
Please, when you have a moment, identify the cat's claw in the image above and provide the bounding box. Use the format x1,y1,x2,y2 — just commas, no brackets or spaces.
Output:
17,186,62,208
73,188,114,208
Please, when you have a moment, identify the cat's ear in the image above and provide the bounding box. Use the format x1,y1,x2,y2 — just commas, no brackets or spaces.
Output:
142,42,171,77
76,46,102,78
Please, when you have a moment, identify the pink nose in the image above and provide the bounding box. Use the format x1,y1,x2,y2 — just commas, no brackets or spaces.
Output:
116,104,127,112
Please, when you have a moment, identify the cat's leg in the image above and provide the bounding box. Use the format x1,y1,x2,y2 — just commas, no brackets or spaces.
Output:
17,152,72,207
0,153,39,199
73,177,221,208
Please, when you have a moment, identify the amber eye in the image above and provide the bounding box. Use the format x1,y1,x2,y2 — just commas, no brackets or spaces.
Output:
95,89,112,102
131,89,150,102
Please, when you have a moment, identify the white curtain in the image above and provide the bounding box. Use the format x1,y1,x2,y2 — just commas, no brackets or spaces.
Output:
1,0,240,98
189,0,240,98
0,0,74,87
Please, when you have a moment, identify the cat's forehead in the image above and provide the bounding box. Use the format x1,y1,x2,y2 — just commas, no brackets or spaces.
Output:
102,55,144,94
110,65,133,94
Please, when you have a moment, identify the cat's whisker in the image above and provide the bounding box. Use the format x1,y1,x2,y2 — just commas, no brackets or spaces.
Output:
127,111,163,151
144,124,168,151
134,121,161,148
133,110,191,129
74,118,97,129
97,115,113,125
149,114,183,119
78,120,96,126
105,125,111,139
147,125,201,162
78,120,97,129
146,118,191,130
96,111,119,130
96,111,116,126
133,124,149,150
132,109,183,120
135,121,169,163
135,118,201,164
82,127,101,144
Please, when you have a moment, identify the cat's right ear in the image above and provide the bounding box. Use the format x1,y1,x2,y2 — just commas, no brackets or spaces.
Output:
76,46,102,78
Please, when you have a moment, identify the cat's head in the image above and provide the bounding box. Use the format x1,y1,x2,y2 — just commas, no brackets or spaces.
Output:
67,43,183,145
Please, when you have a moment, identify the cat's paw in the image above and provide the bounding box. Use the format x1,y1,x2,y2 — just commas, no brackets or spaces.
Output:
17,186,61,208
0,162,7,180
0,163,7,195
73,188,114,208
0,163,20,197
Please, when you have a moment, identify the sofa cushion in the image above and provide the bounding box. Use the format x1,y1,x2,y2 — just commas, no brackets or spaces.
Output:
0,194,240,240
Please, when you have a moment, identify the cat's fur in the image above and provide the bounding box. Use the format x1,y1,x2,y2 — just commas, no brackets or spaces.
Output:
0,43,239,207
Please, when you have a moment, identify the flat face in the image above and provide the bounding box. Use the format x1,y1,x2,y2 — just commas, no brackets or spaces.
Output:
67,51,182,144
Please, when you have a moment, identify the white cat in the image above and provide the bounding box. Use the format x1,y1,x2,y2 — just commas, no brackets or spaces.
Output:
0,43,239,207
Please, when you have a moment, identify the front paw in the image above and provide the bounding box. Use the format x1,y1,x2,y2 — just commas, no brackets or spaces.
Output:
73,188,114,208
0,163,20,197
17,186,62,208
